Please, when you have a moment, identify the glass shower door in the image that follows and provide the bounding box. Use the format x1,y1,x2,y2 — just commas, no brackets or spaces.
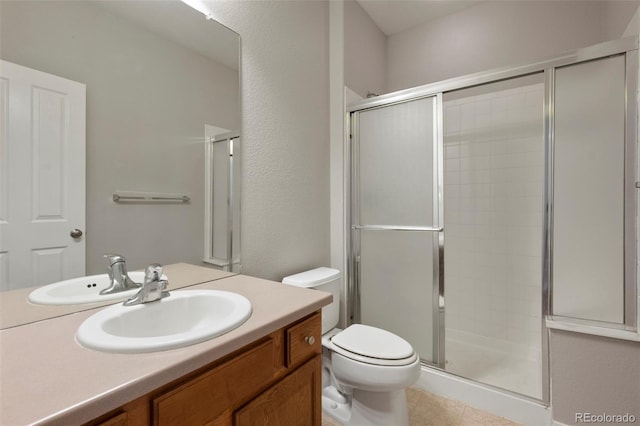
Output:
442,74,545,399
351,95,442,365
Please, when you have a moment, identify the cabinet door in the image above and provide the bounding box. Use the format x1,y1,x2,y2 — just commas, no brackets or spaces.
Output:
153,339,275,425
234,355,321,426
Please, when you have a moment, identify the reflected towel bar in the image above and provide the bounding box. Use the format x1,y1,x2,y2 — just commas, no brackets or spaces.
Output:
352,225,443,232
113,192,190,203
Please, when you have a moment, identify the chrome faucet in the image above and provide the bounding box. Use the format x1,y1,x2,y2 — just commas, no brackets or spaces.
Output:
100,254,141,295
123,264,170,306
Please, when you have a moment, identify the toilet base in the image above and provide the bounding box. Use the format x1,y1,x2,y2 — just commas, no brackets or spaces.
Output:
322,391,351,424
322,385,410,426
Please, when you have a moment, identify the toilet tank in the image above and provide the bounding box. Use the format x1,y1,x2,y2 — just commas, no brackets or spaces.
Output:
282,267,341,334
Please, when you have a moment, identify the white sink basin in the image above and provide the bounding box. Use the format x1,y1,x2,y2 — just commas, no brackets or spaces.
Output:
28,272,154,305
76,289,252,353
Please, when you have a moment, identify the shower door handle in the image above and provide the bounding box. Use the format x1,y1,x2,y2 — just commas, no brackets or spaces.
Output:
352,225,443,232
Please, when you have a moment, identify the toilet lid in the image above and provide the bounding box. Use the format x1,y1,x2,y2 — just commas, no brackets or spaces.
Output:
331,324,414,361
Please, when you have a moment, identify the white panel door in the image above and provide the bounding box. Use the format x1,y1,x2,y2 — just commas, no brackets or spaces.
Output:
0,60,86,291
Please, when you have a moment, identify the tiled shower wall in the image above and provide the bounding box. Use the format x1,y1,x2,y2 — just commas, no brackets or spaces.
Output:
443,82,544,355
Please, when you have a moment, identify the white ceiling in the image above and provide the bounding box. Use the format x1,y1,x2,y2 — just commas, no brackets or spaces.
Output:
356,0,482,36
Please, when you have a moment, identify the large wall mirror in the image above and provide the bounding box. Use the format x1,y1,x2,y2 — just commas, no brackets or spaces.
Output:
0,0,240,328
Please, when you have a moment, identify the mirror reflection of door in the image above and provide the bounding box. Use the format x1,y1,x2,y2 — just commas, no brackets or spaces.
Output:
0,0,240,329
0,60,86,291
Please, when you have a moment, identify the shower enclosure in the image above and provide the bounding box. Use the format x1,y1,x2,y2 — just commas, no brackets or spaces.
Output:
204,131,242,272
347,37,638,404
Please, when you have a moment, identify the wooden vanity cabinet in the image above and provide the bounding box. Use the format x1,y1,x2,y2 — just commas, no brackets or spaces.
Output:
234,355,321,425
87,311,322,426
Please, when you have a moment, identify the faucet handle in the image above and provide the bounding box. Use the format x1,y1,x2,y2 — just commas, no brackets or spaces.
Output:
158,279,169,291
104,253,126,266
144,264,163,284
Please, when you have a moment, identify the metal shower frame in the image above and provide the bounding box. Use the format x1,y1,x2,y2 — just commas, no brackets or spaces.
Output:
346,36,639,406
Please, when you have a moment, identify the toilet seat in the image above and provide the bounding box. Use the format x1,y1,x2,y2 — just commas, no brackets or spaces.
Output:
330,324,418,367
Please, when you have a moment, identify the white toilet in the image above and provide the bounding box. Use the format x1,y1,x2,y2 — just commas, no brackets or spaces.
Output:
283,267,421,426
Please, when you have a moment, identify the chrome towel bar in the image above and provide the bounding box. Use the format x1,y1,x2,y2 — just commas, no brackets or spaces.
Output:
352,225,443,232
113,192,190,203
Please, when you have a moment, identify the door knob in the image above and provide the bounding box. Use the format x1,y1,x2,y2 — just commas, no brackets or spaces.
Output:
70,229,83,239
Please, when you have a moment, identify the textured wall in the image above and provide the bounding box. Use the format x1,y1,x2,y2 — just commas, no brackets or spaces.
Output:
550,330,640,425
207,1,330,281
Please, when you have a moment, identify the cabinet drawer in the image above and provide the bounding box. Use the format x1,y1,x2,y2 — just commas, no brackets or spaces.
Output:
153,338,276,425
286,312,321,367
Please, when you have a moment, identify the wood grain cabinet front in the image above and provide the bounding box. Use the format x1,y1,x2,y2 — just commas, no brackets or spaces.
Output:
91,411,127,426
85,311,323,426
153,338,277,425
234,355,321,426
286,312,321,368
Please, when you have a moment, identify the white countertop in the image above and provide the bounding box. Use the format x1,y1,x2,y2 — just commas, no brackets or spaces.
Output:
0,266,331,425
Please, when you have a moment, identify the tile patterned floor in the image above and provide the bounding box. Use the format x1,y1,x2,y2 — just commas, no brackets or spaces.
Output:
322,387,523,426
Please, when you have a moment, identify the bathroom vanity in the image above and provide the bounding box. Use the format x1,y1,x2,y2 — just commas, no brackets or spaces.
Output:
89,312,322,425
0,265,331,425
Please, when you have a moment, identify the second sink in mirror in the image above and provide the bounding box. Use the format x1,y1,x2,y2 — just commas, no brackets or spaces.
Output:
28,271,167,306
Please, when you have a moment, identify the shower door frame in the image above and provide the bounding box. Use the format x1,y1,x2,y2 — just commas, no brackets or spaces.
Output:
204,131,241,272
347,36,639,406
349,94,446,367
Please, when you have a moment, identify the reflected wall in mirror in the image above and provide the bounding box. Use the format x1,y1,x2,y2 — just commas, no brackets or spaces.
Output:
0,0,240,326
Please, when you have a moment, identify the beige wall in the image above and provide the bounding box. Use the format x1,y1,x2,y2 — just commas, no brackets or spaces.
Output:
343,0,387,98
550,331,640,425
603,0,640,40
207,1,331,281
386,1,605,92
0,1,239,274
